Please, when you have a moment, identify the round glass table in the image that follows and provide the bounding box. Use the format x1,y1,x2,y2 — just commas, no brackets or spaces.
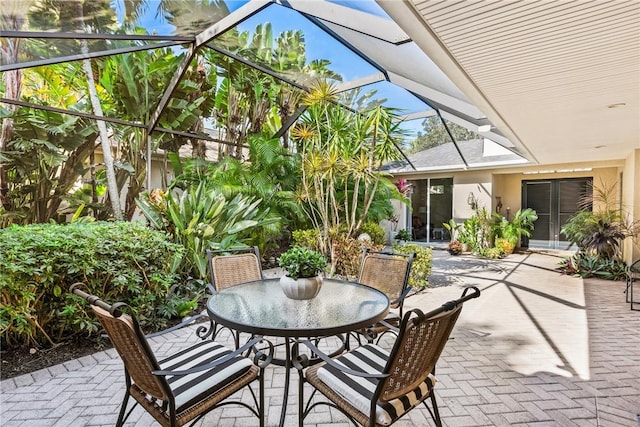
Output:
206,278,389,337
206,277,389,426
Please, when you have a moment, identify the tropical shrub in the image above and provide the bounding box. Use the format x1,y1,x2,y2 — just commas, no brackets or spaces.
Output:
559,179,639,279
331,234,383,278
391,243,433,289
557,253,627,281
395,228,411,241
292,228,322,252
358,221,386,245
292,80,407,260
477,246,505,259
497,208,538,247
137,182,278,280
0,222,184,348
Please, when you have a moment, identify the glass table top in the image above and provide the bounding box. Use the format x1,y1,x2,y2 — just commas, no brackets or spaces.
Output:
206,278,389,337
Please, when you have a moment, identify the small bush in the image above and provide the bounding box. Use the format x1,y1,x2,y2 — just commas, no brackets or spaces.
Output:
358,222,386,245
331,235,382,278
0,221,185,348
557,253,627,280
394,229,411,241
391,243,433,289
292,229,322,252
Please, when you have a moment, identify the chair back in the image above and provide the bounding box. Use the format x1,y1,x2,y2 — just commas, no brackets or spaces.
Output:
207,246,263,292
357,249,414,308
378,304,462,402
629,258,640,278
71,286,169,402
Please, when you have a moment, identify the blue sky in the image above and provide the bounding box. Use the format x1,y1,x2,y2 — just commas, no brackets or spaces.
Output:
113,0,425,138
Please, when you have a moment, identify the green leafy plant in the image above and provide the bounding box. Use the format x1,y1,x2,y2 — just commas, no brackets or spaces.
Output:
457,214,480,250
558,253,627,280
358,221,386,245
442,219,460,241
278,246,327,279
391,243,433,289
500,208,538,246
477,246,505,259
395,228,411,241
0,222,183,348
137,182,277,280
292,228,322,252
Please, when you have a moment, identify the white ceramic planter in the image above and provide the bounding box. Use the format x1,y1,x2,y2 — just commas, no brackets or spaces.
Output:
280,275,323,300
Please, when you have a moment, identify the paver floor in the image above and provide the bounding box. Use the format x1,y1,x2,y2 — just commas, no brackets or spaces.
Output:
2,250,639,426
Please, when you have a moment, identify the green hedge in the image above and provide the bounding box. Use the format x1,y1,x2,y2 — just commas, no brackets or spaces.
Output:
0,221,186,348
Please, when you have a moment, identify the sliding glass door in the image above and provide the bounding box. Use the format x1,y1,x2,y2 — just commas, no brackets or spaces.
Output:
409,178,453,243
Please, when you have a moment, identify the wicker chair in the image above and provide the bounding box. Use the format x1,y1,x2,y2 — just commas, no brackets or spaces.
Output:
356,248,415,343
296,287,480,427
626,258,640,310
70,283,271,427
206,246,263,292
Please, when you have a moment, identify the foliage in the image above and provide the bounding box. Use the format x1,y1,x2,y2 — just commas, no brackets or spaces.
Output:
358,221,386,245
495,237,515,255
330,234,383,278
455,207,496,254
476,246,505,259
0,222,184,348
442,219,460,241
457,215,480,249
278,246,327,279
557,253,627,281
0,87,100,226
447,240,463,255
292,228,322,252
561,179,638,262
292,80,406,266
390,243,433,289
395,228,411,241
560,210,597,251
137,182,277,280
496,208,538,247
453,207,536,257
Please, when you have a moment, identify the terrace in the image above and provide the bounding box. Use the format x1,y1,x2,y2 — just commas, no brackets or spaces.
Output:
2,250,639,426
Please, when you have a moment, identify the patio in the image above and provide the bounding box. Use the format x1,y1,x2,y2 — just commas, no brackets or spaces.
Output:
1,249,638,427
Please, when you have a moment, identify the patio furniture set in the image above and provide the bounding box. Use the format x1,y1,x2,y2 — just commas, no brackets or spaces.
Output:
69,247,482,427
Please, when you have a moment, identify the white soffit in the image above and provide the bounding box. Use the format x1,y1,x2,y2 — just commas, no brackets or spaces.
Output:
382,0,640,166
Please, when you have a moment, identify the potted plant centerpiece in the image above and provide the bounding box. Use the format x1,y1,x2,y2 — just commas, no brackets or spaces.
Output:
278,246,328,300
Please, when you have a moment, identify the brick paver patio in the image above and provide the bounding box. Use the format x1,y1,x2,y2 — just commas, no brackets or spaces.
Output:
2,250,639,426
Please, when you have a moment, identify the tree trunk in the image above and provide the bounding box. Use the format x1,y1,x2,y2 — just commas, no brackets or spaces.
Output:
0,2,29,212
74,0,123,220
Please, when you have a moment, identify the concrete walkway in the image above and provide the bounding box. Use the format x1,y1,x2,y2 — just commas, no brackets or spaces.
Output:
2,250,639,426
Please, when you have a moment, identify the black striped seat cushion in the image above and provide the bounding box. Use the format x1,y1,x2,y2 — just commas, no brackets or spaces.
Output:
158,340,253,412
316,344,436,426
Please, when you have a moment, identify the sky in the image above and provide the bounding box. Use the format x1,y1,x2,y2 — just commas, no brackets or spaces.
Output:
113,0,427,139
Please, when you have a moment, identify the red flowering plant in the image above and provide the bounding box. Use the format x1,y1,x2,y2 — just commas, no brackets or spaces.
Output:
395,179,412,197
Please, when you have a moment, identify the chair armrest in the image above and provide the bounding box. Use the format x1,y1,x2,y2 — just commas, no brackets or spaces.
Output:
389,286,412,307
145,313,210,339
376,319,399,334
152,336,269,376
294,339,388,379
